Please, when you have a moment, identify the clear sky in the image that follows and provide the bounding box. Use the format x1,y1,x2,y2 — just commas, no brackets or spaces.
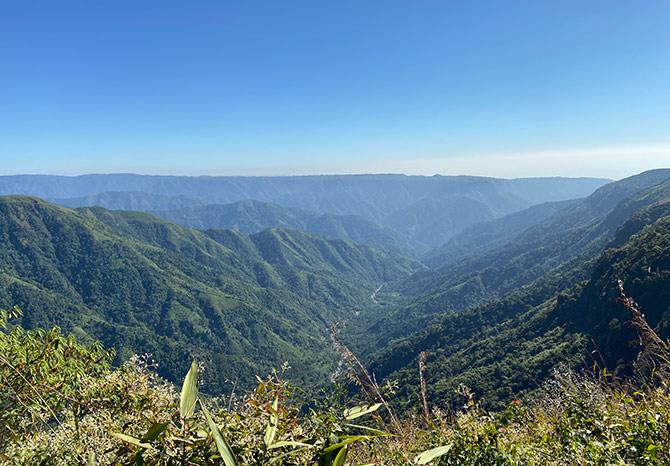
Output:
2,1,669,179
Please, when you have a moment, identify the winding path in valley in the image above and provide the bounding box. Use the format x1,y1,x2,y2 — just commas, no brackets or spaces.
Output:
370,283,385,304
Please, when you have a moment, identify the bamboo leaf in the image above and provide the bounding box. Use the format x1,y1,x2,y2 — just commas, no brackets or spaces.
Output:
344,423,394,437
180,361,198,419
322,435,377,453
264,395,279,447
200,401,237,466
112,432,152,450
140,422,168,442
415,444,453,464
343,403,382,420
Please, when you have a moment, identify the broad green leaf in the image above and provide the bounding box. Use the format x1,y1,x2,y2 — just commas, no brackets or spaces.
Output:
343,403,382,420
87,452,97,466
180,361,198,419
415,444,453,464
140,422,168,442
201,401,237,466
112,432,152,449
264,395,279,447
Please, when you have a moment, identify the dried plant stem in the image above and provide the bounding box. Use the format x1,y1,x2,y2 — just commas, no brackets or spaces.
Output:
330,324,402,432
617,279,670,377
418,351,431,423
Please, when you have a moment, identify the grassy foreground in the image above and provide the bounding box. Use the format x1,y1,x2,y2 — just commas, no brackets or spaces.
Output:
1,295,670,465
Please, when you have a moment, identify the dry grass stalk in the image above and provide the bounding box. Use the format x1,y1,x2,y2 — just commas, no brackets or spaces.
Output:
329,324,402,431
418,351,430,423
617,279,670,378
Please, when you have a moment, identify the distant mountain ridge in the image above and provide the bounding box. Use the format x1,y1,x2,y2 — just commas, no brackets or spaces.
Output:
1,173,609,252
54,191,207,211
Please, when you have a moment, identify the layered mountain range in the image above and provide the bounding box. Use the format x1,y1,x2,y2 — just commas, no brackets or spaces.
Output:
1,171,669,406
1,174,607,252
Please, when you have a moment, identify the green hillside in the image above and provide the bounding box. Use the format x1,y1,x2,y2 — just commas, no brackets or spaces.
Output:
349,170,670,354
2,175,670,464
363,173,670,409
53,190,206,211
0,196,419,393
154,199,411,253
422,198,578,268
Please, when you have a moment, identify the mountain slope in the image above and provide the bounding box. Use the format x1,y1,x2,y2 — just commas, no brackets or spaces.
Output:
342,172,670,358
559,200,670,369
395,170,670,323
423,198,579,268
0,196,419,393
362,173,670,408
153,199,410,253
372,201,670,409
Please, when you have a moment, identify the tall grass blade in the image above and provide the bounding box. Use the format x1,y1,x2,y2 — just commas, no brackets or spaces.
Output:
200,400,237,466
112,432,152,449
333,445,348,466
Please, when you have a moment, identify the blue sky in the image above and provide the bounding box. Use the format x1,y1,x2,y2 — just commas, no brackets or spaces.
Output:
1,0,669,178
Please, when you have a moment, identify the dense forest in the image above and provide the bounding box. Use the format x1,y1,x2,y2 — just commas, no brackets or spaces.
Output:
1,272,669,464
1,170,670,464
0,196,418,392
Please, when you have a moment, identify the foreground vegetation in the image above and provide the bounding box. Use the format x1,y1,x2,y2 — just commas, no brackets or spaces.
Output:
2,287,670,465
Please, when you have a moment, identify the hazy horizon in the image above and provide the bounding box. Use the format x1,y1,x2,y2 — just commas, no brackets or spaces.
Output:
3,2,669,179
2,149,667,181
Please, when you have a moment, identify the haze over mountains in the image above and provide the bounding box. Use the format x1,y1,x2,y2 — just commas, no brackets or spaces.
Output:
1,174,608,252
1,170,670,410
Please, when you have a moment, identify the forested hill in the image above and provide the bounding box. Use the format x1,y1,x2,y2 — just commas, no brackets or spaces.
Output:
362,170,670,408
153,200,411,253
0,196,420,393
1,174,608,251
422,198,579,268
55,196,410,253
55,191,207,211
345,170,670,358
0,174,608,216
369,199,670,409
1,171,668,415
